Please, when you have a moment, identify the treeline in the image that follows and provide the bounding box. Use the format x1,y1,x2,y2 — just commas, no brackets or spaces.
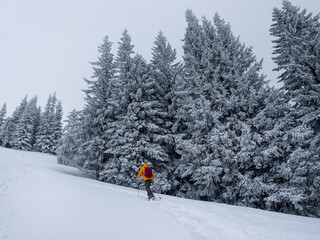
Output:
0,94,63,154
57,1,319,217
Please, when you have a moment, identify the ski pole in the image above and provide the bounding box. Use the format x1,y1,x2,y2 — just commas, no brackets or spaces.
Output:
156,185,161,199
157,192,161,200
152,184,161,200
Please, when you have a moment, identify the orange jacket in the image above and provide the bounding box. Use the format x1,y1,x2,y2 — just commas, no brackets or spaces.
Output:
137,163,154,181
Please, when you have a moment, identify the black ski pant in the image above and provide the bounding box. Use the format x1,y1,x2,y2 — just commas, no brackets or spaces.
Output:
145,180,154,199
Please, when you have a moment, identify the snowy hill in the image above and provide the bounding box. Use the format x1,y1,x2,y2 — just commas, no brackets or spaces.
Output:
0,147,319,240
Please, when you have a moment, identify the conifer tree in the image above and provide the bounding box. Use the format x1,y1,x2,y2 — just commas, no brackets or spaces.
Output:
0,103,6,128
57,110,83,166
53,101,63,151
101,53,149,187
114,29,135,110
209,14,269,205
0,103,7,146
8,96,28,148
80,36,117,179
97,30,138,186
173,10,208,198
269,0,320,216
148,31,181,192
12,96,39,151
176,11,271,204
34,94,63,154
0,118,13,148
35,95,53,153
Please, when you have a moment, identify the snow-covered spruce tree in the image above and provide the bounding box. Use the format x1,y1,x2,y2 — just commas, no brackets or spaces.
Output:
12,96,40,151
231,87,291,210
0,118,13,148
252,88,292,211
0,103,7,145
57,110,84,166
4,96,28,148
174,11,233,199
79,36,117,179
51,96,63,154
268,1,320,217
205,14,270,206
176,11,274,208
0,103,6,128
98,30,144,187
148,31,181,193
101,54,149,187
98,30,143,187
0,118,14,148
34,95,54,153
53,101,63,152
173,10,210,198
34,94,63,154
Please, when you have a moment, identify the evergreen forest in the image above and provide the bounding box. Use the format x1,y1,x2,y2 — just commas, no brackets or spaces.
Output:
1,1,319,218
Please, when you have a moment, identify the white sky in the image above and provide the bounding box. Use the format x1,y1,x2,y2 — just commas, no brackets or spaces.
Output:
1,0,319,118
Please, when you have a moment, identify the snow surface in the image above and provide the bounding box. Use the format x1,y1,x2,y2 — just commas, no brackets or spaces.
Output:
1,147,319,240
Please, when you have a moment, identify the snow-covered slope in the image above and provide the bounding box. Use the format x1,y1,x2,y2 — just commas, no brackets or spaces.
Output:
0,147,319,240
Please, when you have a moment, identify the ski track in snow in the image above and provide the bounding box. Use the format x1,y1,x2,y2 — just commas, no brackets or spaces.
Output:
1,147,320,240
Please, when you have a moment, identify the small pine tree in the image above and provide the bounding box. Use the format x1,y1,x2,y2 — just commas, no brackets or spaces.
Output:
0,103,6,128
0,103,7,146
57,110,83,166
53,101,63,150
9,96,29,148
13,96,39,151
0,117,14,148
34,94,63,154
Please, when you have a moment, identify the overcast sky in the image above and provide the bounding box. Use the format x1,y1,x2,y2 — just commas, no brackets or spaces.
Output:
1,0,319,118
